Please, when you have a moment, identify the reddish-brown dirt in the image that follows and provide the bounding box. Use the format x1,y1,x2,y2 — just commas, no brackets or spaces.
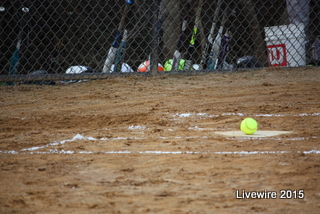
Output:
0,67,320,213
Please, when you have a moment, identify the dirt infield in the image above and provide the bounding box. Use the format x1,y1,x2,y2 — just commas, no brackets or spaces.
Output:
1,67,320,213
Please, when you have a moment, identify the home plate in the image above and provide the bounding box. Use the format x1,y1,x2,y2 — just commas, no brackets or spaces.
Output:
214,131,291,138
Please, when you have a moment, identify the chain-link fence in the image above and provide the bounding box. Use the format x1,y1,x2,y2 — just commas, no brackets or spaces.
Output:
1,0,319,84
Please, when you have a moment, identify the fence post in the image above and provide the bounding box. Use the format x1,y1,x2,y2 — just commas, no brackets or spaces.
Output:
242,0,268,66
150,0,160,74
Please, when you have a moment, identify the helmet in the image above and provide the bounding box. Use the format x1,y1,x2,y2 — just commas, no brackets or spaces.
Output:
65,65,94,74
109,63,134,73
236,56,261,68
64,65,95,83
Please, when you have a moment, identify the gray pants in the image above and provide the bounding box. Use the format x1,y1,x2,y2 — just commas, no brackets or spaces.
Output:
286,0,310,28
286,0,320,63
313,38,320,61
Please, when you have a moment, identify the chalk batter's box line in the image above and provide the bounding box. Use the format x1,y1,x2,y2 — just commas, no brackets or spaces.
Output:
18,133,320,152
1,150,320,155
14,112,320,122
2,134,320,155
0,134,318,154
173,112,320,118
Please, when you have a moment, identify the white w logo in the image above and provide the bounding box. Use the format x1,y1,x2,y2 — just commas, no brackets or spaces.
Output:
267,44,287,66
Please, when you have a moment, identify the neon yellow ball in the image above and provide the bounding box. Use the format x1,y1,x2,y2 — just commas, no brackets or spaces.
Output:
164,59,185,71
240,118,258,135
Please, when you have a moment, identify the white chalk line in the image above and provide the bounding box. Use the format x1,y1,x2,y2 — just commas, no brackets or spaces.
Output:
1,149,320,155
173,112,320,118
0,133,319,155
13,112,320,122
17,133,319,153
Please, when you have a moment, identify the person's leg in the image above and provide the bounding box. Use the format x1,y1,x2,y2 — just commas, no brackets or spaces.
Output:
287,0,313,64
286,0,310,27
312,36,320,65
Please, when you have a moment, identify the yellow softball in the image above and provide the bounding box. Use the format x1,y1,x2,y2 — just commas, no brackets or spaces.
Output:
240,118,258,135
